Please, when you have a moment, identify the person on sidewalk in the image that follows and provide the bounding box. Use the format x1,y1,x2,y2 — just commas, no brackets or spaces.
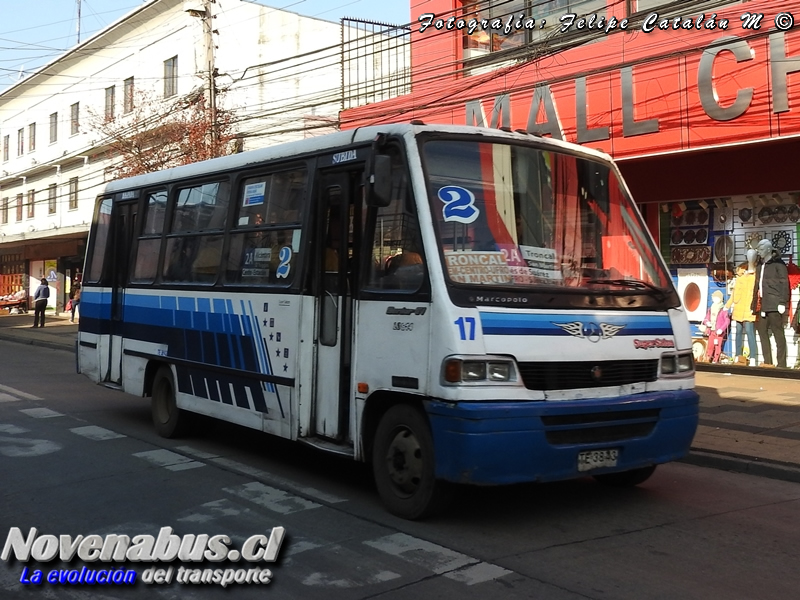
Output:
32,278,50,328
751,239,790,368
725,262,757,365
700,290,730,363
69,282,81,323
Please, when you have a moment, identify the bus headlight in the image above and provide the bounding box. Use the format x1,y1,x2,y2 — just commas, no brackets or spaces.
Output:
442,357,517,384
660,351,694,377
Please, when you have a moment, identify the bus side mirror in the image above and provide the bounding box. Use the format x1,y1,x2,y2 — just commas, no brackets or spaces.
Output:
367,154,392,208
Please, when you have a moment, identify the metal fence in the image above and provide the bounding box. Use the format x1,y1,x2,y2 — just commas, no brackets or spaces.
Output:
341,18,411,110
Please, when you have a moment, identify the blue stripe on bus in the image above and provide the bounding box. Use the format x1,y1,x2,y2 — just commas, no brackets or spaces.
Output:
479,312,673,336
213,298,227,314
178,296,195,312
160,296,177,311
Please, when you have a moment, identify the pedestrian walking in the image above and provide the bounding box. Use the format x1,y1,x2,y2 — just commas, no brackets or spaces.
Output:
69,282,81,323
32,278,50,328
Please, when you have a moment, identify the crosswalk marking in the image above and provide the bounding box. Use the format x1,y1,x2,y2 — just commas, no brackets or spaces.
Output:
133,449,205,471
19,407,63,419
70,425,126,441
364,532,512,584
0,424,29,434
177,448,346,504
444,562,513,585
364,533,476,574
223,481,321,514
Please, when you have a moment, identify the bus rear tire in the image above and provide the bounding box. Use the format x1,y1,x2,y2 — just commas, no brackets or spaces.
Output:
594,465,656,487
151,365,187,439
372,404,452,520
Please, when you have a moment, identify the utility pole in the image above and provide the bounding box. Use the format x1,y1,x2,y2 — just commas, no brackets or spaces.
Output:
76,0,81,44
187,0,218,149
202,0,217,147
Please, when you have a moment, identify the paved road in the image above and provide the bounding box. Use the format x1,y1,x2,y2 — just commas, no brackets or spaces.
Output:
2,339,800,599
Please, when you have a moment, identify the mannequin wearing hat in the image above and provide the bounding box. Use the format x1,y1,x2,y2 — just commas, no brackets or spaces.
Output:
701,290,730,363
750,239,790,367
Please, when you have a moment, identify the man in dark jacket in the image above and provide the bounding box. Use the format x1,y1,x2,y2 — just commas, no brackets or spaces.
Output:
32,278,50,328
751,239,790,367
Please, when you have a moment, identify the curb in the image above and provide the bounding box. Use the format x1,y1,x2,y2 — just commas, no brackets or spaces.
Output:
683,448,800,484
0,332,75,353
695,362,800,379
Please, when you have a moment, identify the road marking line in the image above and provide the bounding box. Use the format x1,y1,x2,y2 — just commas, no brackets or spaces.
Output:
210,456,347,504
70,425,126,441
223,481,321,514
133,449,205,471
444,562,513,585
0,393,21,403
0,384,42,401
364,533,476,574
175,445,220,459
0,424,29,434
19,407,63,419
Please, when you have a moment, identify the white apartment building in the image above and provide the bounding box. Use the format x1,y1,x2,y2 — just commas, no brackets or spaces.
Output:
0,0,346,311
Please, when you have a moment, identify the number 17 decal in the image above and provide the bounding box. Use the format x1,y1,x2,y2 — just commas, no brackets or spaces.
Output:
455,316,476,341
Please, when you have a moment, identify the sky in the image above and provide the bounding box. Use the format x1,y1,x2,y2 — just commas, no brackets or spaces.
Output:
0,0,413,91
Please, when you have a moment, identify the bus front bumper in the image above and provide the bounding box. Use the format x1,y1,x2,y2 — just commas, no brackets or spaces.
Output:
425,389,699,485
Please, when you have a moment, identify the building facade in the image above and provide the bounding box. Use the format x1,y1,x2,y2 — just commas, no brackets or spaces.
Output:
0,0,345,312
340,0,800,366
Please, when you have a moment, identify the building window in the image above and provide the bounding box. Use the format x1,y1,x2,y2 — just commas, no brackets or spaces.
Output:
124,77,134,113
1,198,7,224
2,135,8,162
461,0,606,58
164,56,178,98
48,184,57,214
68,177,79,210
17,129,24,156
28,123,36,152
49,112,58,144
70,102,80,135
15,194,23,222
27,189,35,219
105,86,115,120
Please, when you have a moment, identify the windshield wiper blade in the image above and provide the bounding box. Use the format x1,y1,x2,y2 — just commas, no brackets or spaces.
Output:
587,278,666,298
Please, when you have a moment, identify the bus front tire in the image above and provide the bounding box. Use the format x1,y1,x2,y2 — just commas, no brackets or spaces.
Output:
151,366,187,439
593,465,657,487
372,404,452,520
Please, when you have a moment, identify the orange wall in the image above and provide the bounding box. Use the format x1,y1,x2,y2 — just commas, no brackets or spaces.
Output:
342,0,800,159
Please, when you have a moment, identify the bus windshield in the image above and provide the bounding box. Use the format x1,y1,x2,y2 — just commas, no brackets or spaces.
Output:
421,138,671,294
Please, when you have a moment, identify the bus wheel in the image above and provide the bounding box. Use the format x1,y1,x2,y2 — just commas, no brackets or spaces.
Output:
151,366,186,439
372,404,452,520
594,465,656,487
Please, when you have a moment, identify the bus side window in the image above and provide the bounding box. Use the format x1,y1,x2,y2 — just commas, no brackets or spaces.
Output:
86,198,114,284
363,148,425,293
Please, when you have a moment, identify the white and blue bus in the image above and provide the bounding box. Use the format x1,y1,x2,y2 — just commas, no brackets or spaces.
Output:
77,123,698,519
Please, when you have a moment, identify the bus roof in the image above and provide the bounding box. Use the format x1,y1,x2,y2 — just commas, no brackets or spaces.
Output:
100,123,612,195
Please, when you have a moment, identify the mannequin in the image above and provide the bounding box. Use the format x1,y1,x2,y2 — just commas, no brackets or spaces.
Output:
750,239,790,367
746,248,758,273
702,290,730,363
725,262,757,365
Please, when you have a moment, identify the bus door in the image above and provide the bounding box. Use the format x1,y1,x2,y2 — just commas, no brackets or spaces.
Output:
107,199,138,384
313,168,363,441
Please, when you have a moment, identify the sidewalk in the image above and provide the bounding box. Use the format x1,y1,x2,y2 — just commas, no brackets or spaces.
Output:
0,310,798,484
0,312,79,352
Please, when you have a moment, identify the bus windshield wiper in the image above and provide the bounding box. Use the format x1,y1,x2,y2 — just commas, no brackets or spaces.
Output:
587,278,666,298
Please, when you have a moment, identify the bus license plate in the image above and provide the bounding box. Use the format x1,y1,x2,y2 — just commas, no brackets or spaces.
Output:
577,448,619,472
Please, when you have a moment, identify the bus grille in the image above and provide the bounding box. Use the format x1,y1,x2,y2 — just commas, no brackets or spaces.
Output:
517,360,659,391
542,409,660,445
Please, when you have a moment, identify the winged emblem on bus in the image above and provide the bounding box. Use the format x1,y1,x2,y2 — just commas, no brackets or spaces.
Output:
553,321,626,342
